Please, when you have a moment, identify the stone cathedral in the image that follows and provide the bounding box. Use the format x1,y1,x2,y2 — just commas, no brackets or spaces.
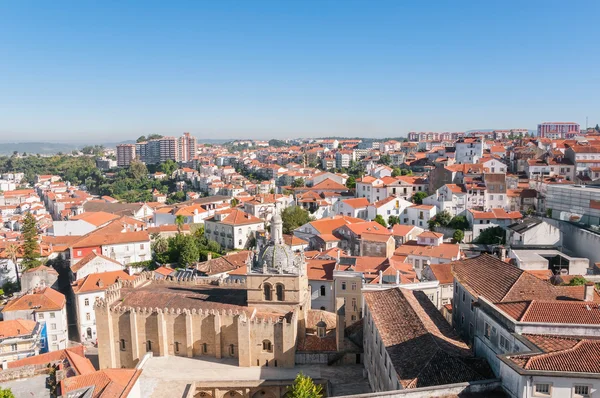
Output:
95,213,334,369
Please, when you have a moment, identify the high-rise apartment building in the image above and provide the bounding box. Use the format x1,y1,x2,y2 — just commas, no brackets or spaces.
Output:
159,136,178,162
116,144,136,167
537,122,580,139
178,132,197,162
132,133,198,164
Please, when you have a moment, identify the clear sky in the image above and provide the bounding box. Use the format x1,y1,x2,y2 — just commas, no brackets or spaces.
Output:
0,1,599,142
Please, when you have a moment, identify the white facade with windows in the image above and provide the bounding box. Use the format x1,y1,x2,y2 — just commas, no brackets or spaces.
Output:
75,290,105,343
101,241,151,265
308,280,334,312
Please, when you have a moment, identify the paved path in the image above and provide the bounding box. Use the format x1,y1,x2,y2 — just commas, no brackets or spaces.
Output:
139,356,370,397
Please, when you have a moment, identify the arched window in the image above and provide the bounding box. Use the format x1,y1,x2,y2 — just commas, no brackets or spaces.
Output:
175,342,180,353
276,284,284,301
202,343,208,353
119,339,126,351
263,283,272,301
146,340,152,352
239,239,242,246
320,285,326,296
262,340,272,352
229,344,235,356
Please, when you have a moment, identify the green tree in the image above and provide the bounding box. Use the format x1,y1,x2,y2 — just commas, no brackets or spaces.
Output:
160,159,178,176
391,168,401,177
379,154,391,166
152,236,170,263
448,215,469,230
568,276,588,286
281,206,312,234
401,169,412,176
231,198,240,207
373,214,388,228
346,176,356,190
388,215,399,227
411,191,428,204
475,226,505,244
136,135,147,143
179,238,200,267
21,213,40,269
434,210,452,226
207,240,222,254
147,134,163,140
128,160,148,180
175,215,185,233
0,387,16,398
453,229,464,243
287,372,323,398
292,178,305,188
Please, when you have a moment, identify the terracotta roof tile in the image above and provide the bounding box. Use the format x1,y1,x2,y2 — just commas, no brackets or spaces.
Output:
364,288,492,388
60,368,142,398
0,319,37,338
2,287,65,312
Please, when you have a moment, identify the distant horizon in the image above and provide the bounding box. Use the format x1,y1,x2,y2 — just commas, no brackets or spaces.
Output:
0,127,541,145
0,1,598,141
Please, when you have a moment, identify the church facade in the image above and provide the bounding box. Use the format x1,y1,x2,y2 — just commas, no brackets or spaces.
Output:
95,213,321,369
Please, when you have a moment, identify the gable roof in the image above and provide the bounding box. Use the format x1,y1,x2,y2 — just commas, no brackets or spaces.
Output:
73,271,136,294
363,288,491,388
60,368,143,398
8,345,95,375
71,218,150,249
2,287,65,312
341,197,370,209
205,209,263,226
70,211,120,227
311,178,348,191
0,319,37,338
451,254,600,304
307,215,364,235
71,251,124,273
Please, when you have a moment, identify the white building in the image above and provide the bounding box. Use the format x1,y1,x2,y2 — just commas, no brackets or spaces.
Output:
70,252,125,281
73,270,135,343
366,196,413,222
204,209,264,250
505,218,561,246
1,287,68,352
402,204,437,229
334,197,370,219
455,138,484,164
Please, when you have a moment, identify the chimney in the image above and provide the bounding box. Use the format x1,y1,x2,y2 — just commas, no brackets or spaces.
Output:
395,270,400,285
207,252,212,261
499,246,506,262
585,282,595,302
336,249,340,265
379,270,383,285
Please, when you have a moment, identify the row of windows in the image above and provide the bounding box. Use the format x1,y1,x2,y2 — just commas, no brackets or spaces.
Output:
534,383,590,398
263,284,285,301
119,340,239,356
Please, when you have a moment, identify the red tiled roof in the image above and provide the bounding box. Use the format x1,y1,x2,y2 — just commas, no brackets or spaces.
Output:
2,287,65,312
427,263,453,284
363,288,492,388
308,216,364,235
73,271,135,294
508,336,600,374
341,197,370,209
60,368,143,398
71,252,123,273
205,209,263,226
496,300,600,324
0,319,36,338
8,345,94,375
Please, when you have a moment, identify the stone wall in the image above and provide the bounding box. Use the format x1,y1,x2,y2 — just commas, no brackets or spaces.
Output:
334,379,503,398
0,364,51,383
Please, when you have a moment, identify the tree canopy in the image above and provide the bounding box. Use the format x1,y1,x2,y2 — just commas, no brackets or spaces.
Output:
373,214,388,227
287,373,323,398
475,226,505,244
281,206,312,234
21,213,41,269
411,191,428,204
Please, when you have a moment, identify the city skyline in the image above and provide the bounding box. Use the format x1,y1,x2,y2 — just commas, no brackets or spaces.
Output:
0,1,599,141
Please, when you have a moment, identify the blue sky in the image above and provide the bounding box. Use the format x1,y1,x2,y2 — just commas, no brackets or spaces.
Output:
0,1,598,142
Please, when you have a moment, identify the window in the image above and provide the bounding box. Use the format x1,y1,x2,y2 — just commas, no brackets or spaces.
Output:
461,315,464,325
351,315,356,321
86,313,91,321
202,343,208,353
320,285,326,296
140,244,144,250
276,284,284,301
38,313,44,320
238,239,242,246
534,383,550,396
462,292,465,302
52,335,57,341
50,312,56,318
229,344,235,356
574,385,590,398
470,300,474,312
499,335,511,352
120,339,126,351
77,250,82,256
10,343,17,352
175,342,180,353
484,322,492,340
263,283,272,301
262,340,272,351
341,282,346,290
51,323,56,330
351,298,357,309
84,298,90,306
147,341,152,351
351,282,357,291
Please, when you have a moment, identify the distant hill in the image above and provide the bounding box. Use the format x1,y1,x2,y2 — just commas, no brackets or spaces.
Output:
0,142,81,155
